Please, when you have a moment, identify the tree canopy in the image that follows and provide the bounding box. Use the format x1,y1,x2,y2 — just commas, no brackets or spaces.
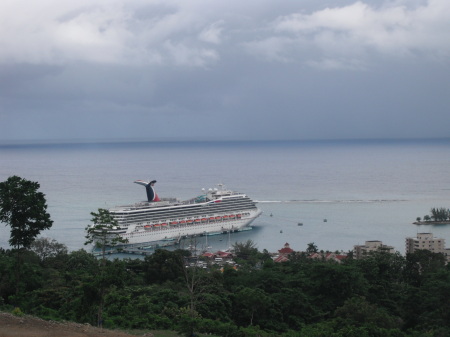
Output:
85,208,128,259
0,176,53,250
1,242,450,336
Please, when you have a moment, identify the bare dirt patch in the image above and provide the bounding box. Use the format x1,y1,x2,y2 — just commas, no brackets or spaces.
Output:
0,312,146,337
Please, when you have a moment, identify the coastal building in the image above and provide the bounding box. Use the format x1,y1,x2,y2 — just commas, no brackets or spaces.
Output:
309,252,347,263
353,240,395,259
273,243,295,263
278,242,294,255
405,232,446,255
201,250,234,260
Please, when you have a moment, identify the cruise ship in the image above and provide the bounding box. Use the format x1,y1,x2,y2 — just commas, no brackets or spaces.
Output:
100,180,262,245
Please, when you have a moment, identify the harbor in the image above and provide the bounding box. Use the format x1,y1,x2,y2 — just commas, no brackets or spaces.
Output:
93,226,255,258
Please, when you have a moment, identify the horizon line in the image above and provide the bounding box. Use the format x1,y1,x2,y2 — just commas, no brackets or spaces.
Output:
0,136,449,148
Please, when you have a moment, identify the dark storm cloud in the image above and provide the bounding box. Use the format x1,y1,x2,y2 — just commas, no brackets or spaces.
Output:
0,0,449,142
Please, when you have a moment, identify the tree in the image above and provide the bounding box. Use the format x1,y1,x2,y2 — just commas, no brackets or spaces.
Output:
232,239,259,263
84,208,128,261
0,176,53,297
84,208,128,328
334,296,402,329
306,242,319,254
235,287,272,326
0,176,53,250
30,237,68,263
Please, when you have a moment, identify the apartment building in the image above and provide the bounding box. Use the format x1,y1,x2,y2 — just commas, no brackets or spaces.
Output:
405,232,445,254
353,240,395,259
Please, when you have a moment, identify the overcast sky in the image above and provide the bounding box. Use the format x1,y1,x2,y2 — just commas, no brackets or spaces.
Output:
0,0,449,143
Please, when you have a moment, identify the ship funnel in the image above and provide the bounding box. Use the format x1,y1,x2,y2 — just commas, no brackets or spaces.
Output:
134,180,160,202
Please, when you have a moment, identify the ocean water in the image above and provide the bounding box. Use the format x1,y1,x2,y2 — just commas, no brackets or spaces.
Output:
1,139,450,254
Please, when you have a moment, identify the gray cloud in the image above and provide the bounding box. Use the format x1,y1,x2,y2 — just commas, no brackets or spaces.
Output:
0,0,449,142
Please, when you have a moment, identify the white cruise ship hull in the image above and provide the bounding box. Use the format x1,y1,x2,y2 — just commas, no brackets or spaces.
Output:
96,182,262,246
121,209,262,244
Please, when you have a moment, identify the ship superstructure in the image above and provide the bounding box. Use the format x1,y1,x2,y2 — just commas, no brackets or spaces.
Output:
100,181,261,245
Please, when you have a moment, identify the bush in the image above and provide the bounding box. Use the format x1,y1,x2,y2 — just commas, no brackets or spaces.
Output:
12,307,24,316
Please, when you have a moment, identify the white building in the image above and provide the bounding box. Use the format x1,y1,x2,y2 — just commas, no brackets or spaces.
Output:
405,232,445,254
353,240,395,259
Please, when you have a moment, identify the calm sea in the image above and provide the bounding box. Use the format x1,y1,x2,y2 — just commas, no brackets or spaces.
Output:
1,139,450,254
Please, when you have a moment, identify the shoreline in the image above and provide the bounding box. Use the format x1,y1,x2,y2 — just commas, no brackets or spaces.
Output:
413,221,450,225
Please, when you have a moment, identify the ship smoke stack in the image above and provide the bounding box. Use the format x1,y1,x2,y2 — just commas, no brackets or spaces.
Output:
134,180,160,202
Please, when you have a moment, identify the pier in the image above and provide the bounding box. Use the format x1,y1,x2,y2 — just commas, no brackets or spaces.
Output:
93,226,254,258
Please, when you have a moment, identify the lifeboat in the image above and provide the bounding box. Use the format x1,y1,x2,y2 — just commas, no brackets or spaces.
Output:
187,220,194,224
229,214,235,218
236,214,242,218
195,219,201,223
209,217,215,221
223,215,229,220
161,223,167,226
179,220,186,224
144,225,152,230
153,224,160,228
170,221,178,225
201,218,207,222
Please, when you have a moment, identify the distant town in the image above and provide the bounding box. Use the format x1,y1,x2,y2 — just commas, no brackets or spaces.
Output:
184,232,450,269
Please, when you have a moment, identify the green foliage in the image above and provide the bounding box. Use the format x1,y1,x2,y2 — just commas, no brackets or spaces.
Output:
29,237,68,263
143,249,189,284
419,207,450,222
232,240,260,265
0,176,53,250
306,242,319,254
334,296,403,329
1,234,450,336
84,208,128,259
11,307,23,316
429,207,450,222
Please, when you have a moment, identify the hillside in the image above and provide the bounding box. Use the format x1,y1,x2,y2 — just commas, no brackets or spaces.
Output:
0,312,145,337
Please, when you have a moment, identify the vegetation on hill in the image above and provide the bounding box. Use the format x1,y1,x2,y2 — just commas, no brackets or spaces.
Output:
0,241,449,337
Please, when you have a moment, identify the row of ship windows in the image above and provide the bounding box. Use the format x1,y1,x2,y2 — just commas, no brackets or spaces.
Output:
113,206,256,220
115,199,256,215
131,212,251,227
118,213,253,224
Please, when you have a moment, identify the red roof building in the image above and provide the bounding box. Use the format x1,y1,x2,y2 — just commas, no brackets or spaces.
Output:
216,251,233,258
274,243,295,263
278,243,294,255
309,252,347,263
201,252,215,259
